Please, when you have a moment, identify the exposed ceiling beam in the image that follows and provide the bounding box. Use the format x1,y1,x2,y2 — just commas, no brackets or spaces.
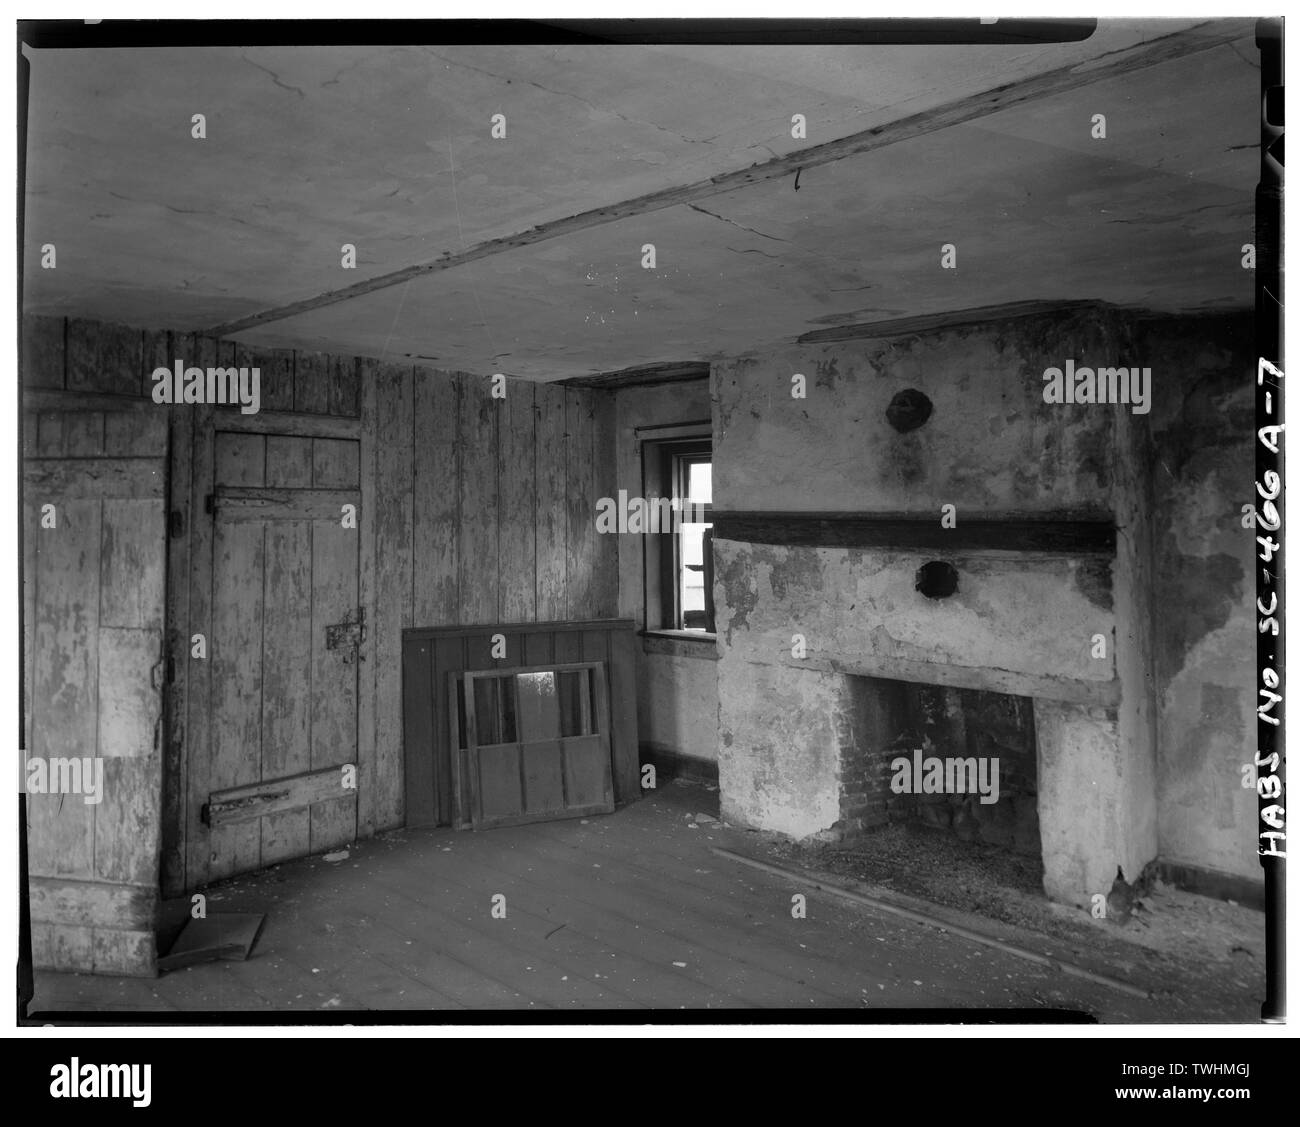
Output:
209,20,1252,340
796,300,1109,343
560,361,710,389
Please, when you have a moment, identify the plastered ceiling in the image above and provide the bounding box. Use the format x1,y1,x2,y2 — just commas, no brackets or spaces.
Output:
22,20,1258,380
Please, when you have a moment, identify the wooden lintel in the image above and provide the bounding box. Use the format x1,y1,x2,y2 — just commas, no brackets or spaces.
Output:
205,765,357,827
207,21,1251,338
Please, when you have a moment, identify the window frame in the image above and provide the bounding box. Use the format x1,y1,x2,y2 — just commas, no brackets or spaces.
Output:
641,434,714,636
453,661,606,751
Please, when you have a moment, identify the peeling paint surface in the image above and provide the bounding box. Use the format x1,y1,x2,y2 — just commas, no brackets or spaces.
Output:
1147,316,1256,878
713,314,1126,515
714,540,1117,687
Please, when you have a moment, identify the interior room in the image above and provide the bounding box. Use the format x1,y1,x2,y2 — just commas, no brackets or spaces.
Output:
18,17,1267,1020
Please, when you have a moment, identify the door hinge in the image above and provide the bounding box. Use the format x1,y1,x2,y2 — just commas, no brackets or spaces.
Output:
169,509,186,538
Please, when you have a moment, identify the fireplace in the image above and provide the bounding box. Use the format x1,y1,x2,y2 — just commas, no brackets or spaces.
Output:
711,528,1157,908
839,677,1041,858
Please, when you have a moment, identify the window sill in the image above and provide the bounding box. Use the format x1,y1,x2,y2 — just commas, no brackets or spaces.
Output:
641,630,720,660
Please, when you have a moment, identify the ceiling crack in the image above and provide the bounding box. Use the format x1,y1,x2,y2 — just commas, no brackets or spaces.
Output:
241,53,307,99
688,203,789,243
423,48,712,148
725,245,782,259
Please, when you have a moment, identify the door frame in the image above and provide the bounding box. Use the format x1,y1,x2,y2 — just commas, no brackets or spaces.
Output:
162,392,371,895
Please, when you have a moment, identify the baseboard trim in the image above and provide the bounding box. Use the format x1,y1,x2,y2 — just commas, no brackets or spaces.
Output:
1157,860,1265,911
640,745,719,785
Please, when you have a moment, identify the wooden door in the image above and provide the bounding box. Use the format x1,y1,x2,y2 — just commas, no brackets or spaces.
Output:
23,407,168,974
191,427,361,884
456,662,614,829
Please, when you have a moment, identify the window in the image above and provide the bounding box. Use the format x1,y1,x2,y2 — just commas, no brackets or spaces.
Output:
455,666,600,749
451,661,614,827
642,435,714,634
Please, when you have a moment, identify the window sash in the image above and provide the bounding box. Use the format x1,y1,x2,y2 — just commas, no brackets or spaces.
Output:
642,437,714,633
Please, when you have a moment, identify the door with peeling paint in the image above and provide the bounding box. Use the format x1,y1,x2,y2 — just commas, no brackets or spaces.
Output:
191,427,361,885
22,406,168,975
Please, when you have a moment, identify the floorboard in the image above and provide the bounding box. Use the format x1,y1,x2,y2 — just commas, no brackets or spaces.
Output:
29,782,1137,1017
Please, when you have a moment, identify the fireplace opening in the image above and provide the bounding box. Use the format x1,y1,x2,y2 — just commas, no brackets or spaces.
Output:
840,677,1041,864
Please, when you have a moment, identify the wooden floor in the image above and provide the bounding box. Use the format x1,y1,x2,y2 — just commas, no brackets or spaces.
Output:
31,781,1160,1018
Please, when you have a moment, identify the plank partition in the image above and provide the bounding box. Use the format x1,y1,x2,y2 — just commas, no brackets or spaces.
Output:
22,313,625,970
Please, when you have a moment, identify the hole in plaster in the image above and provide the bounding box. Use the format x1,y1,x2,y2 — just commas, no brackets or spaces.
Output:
886,388,933,433
916,561,959,599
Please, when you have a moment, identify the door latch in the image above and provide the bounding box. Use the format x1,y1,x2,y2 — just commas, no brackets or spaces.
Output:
325,606,366,663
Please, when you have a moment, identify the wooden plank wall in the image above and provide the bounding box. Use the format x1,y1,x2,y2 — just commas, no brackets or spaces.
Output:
24,315,621,903
372,369,619,834
22,315,167,975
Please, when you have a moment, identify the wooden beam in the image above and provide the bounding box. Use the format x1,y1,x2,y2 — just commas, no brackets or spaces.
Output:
213,485,355,520
404,618,637,642
206,20,1251,338
561,361,711,390
209,407,361,440
204,765,357,827
711,512,1116,554
24,388,151,413
211,486,359,521
24,457,164,499
796,300,1108,344
20,395,364,445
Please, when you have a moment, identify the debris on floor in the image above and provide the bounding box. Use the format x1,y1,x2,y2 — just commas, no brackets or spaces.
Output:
158,913,265,973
